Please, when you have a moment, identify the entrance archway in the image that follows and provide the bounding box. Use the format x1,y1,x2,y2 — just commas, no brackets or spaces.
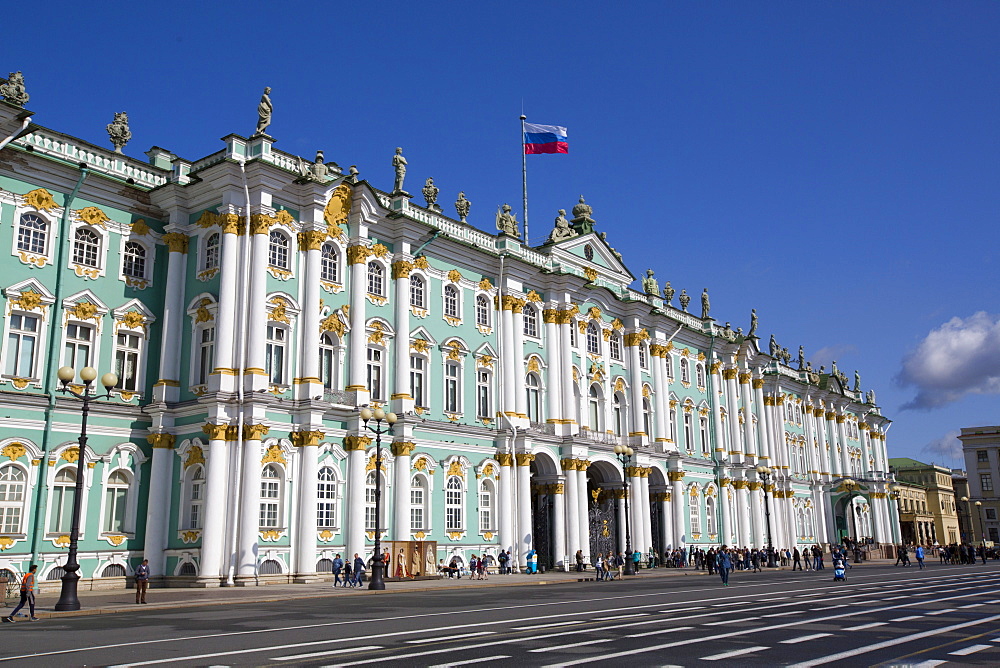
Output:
587,460,623,560
529,451,560,571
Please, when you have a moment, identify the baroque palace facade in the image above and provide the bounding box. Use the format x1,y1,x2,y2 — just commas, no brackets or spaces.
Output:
0,83,898,588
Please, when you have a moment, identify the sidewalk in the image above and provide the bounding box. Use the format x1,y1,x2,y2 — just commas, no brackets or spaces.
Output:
13,559,895,621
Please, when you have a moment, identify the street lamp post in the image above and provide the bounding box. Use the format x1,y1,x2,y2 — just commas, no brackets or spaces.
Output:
961,496,971,543
613,444,635,576
974,500,985,545
360,406,396,590
53,365,119,612
755,465,777,568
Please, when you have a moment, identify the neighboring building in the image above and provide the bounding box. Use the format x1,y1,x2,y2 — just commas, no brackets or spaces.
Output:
892,480,933,546
889,457,960,545
959,426,1000,544
0,81,898,589
951,469,974,542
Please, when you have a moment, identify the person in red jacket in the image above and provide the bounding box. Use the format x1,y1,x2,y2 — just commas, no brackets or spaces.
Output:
3,564,39,622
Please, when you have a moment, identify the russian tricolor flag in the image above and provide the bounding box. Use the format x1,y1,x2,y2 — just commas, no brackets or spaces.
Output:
524,122,568,154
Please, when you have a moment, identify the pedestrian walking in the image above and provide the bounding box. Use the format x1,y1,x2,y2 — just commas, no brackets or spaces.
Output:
915,545,925,569
616,552,625,579
343,560,353,586
716,546,732,586
498,550,509,574
331,553,344,587
3,564,39,622
134,558,151,604
352,553,365,586
792,547,803,570
575,549,584,573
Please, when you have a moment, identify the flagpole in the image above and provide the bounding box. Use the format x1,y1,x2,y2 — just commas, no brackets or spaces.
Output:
520,114,529,245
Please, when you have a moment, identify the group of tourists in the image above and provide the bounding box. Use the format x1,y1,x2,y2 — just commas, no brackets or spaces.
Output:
592,551,627,581
330,553,366,587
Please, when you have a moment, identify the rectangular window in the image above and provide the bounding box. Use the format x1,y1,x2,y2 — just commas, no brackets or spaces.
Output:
699,417,709,454
0,507,20,534
49,486,74,533
317,476,337,529
683,412,693,451
265,326,286,384
410,487,424,531
410,355,425,406
259,478,280,528
986,508,997,520
63,323,92,371
978,450,989,462
445,363,460,413
982,474,993,492
5,314,39,377
115,332,141,392
477,370,491,418
367,348,383,400
666,356,674,380
103,488,128,533
990,527,999,542
198,327,215,385
479,489,493,532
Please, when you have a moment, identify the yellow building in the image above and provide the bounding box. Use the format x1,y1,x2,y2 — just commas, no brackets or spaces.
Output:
890,458,960,545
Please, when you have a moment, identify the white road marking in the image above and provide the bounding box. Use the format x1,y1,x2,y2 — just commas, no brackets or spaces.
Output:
625,625,694,639
701,646,770,661
785,614,1000,668
406,631,495,644
812,604,849,610
705,618,758,626
949,644,992,656
270,646,382,661
842,622,887,631
427,656,511,668
926,608,956,615
781,633,832,644
908,661,946,668
889,614,924,622
591,613,646,620
529,638,614,653
882,595,908,600
512,620,582,631
659,606,704,613
763,611,799,618
958,603,984,608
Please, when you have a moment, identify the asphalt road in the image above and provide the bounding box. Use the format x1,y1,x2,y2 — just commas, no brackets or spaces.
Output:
1,563,998,667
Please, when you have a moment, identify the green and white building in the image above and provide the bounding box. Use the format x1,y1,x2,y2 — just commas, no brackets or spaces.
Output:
0,83,898,589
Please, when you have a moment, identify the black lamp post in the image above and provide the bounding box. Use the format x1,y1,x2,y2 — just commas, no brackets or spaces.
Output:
613,444,636,576
975,501,985,545
360,405,396,590
961,495,972,543
53,365,118,612
755,465,777,568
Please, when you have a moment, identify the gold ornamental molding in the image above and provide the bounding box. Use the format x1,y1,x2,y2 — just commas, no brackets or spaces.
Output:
623,329,650,347
346,244,371,265
291,430,324,447
184,445,205,469
261,444,286,464
542,309,559,323
162,233,189,253
738,373,751,384
219,213,244,235
146,433,176,449
515,453,535,466
298,230,327,251
343,435,373,451
732,480,748,489
391,441,416,456
825,411,837,420
667,471,686,482
747,481,763,491
752,378,765,389
324,184,352,235
391,260,413,279
836,415,846,423
722,368,738,381
496,453,514,467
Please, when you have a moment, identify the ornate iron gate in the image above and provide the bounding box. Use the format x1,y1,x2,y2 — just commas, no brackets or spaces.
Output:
589,491,618,560
650,498,663,561
531,490,554,571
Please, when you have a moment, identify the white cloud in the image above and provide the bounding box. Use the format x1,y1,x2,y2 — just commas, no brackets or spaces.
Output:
897,311,1000,410
808,344,857,370
921,430,963,464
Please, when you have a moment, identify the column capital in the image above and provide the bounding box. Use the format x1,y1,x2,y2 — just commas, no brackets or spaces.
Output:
219,213,244,235
297,230,327,251
346,244,371,264
391,441,416,456
751,378,765,389
668,471,686,482
202,423,228,441
243,424,270,441
343,435,372,451
290,430,324,447
738,372,752,384
496,453,514,466
162,233,189,253
391,260,414,279
722,368,738,380
515,453,535,466
146,433,176,449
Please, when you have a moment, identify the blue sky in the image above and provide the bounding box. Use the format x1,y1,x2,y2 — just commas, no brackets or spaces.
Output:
7,1,999,467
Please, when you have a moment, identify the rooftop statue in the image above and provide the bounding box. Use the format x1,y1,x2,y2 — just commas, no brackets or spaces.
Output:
748,309,758,337
662,281,675,305
106,112,131,154
700,288,711,319
854,370,861,392
495,203,519,237
866,389,877,405
422,177,440,211
392,147,408,195
346,165,360,183
455,191,471,222
641,269,658,296
570,195,596,234
298,150,331,182
0,71,29,107
678,289,690,312
797,346,805,369
254,86,272,136
549,209,577,242
769,334,779,357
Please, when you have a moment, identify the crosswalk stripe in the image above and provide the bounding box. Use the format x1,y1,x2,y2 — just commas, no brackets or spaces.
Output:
949,644,992,656
781,633,832,644
701,646,770,661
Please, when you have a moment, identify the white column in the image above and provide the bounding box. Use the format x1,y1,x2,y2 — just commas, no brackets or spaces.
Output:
825,412,841,477
345,439,367,562
346,246,369,394
244,225,270,391
516,454,533,568
753,379,769,462
297,233,324,396
295,433,319,577
552,482,567,570
512,304,528,419
617,493,627,552
210,223,241,392
577,465,591,561
544,310,563,425
500,300,516,418
237,427,265,581
153,235,188,401
710,363,726,461
562,459,580,562
629,470,643,552
627,335,645,440
720,478,733,544
391,261,412,413
560,315,578,430
736,483,752,547
748,484,764,547
725,370,742,464
671,474,686,546
739,373,755,458
392,442,413,541
661,492,674,550
142,435,175,577
498,454,515,556
815,409,830,477
837,414,852,475
198,428,229,584
651,347,668,444
639,474,652,557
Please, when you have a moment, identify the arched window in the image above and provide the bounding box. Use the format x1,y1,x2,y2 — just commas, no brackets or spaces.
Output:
526,373,541,423
410,475,427,532
101,564,127,578
695,363,705,387
680,358,690,383
321,242,339,283
317,466,338,529
0,465,26,533
103,470,130,533
320,332,339,390
259,464,282,528
17,213,48,255
639,343,648,368
706,496,717,535
612,393,624,436
268,231,289,269
689,495,701,535
204,233,220,270
367,262,384,296
186,465,204,530
609,332,622,360
586,323,600,355
479,479,496,533
446,475,463,531
49,468,77,533
589,385,602,432
122,242,147,278
523,305,538,337
444,285,459,318
410,275,426,308
475,295,491,327
72,228,100,267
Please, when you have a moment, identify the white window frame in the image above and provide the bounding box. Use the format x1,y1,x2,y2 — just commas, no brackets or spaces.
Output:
259,464,284,529
365,470,386,532
479,478,496,533
320,242,341,284
72,227,102,268
695,363,705,387
609,332,622,361
706,496,717,535
268,230,291,270
119,238,152,285
320,332,342,391
367,261,385,297
0,463,29,535
444,361,461,414
586,322,600,355
689,493,701,535
48,466,79,535
680,358,690,384
62,321,96,374
410,354,427,407
410,274,426,309
443,284,460,319
639,343,648,369
526,373,541,423
367,346,385,401
410,474,429,533
523,304,539,338
475,294,491,328
317,465,340,531
195,325,216,387
445,474,465,531
101,468,133,534
184,464,205,530
15,212,51,258
202,232,221,271
588,384,604,432
683,411,693,450
265,324,289,385
476,369,492,418
114,328,144,393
